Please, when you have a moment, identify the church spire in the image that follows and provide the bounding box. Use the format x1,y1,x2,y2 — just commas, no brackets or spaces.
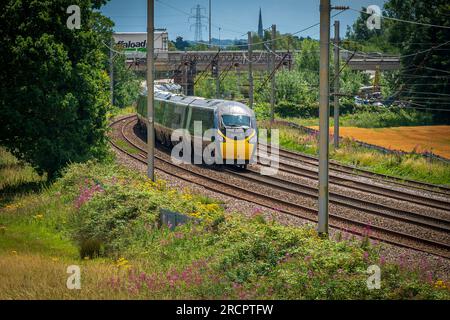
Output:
257,7,263,38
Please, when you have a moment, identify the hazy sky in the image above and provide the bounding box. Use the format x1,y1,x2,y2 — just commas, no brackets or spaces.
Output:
100,0,387,40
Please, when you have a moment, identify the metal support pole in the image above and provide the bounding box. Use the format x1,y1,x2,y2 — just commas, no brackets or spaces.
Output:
247,31,254,109
270,24,276,125
215,55,220,98
147,0,155,181
333,20,340,148
109,38,114,107
318,0,330,235
208,0,211,46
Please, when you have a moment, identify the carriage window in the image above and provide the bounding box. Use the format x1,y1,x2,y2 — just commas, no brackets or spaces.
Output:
221,115,251,128
189,108,214,135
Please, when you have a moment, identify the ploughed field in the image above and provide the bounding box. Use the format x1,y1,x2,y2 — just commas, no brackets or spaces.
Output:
310,125,450,159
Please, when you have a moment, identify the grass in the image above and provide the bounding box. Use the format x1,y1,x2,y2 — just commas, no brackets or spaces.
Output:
285,108,433,129
0,147,448,299
114,139,140,155
107,105,136,120
262,121,450,186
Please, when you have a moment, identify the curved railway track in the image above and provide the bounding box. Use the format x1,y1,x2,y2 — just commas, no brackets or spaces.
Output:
257,152,450,212
109,115,450,259
261,144,450,197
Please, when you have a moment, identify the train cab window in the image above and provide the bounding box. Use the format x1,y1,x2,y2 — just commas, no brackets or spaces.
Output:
221,114,251,129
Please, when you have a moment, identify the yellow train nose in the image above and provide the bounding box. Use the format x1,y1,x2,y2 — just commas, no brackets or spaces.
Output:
220,139,253,160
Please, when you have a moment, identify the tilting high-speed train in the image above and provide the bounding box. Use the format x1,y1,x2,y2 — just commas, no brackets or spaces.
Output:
136,81,257,167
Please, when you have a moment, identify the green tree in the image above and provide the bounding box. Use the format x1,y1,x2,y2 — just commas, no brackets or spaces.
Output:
112,50,140,109
345,6,398,54
173,36,190,51
384,0,450,123
0,0,112,179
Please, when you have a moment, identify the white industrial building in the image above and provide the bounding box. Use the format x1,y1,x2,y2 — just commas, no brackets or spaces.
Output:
113,29,169,59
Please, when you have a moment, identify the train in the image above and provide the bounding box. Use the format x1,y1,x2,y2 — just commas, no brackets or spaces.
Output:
136,81,257,168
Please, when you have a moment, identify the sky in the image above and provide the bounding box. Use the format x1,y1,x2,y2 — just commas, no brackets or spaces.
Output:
100,0,387,41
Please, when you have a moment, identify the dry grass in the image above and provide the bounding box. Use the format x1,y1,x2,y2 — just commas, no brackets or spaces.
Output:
309,125,450,159
0,252,129,299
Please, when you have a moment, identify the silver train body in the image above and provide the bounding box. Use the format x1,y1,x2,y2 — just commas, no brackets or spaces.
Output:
136,83,257,166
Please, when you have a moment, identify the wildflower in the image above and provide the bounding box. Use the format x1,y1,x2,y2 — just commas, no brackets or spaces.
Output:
190,212,201,219
4,204,18,211
426,271,433,284
11,250,17,255
434,280,447,289
33,214,44,220
174,232,184,239
363,251,369,262
206,203,220,211
160,239,170,246
116,257,128,265
182,193,193,201
74,183,104,209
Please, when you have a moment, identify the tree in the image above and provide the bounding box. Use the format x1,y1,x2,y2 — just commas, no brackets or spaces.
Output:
173,36,190,51
384,0,450,122
0,0,113,179
112,50,140,109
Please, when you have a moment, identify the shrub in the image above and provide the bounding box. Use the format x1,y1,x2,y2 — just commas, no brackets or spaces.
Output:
345,108,434,128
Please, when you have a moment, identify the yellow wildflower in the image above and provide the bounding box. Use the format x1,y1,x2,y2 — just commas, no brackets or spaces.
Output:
182,193,193,201
434,280,447,289
33,214,44,220
11,250,17,255
190,212,201,219
116,257,131,269
206,203,220,211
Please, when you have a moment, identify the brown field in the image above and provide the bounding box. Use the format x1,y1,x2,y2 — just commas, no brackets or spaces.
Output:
310,125,450,158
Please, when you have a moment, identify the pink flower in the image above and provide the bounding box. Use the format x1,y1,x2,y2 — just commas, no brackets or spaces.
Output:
363,251,369,262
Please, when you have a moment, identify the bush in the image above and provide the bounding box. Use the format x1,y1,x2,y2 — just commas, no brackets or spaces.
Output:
1,153,449,299
345,108,434,128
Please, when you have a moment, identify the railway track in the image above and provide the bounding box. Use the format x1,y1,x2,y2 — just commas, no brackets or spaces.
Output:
261,144,450,197
226,166,450,233
257,152,450,212
109,115,450,259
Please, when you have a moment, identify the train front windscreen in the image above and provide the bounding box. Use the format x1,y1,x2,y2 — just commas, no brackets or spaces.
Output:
221,115,251,129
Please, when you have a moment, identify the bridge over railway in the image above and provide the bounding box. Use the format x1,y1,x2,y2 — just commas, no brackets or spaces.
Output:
128,50,401,72
126,50,400,94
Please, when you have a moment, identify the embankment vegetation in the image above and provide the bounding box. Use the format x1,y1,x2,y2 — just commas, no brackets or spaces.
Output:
260,122,450,186
0,148,448,299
